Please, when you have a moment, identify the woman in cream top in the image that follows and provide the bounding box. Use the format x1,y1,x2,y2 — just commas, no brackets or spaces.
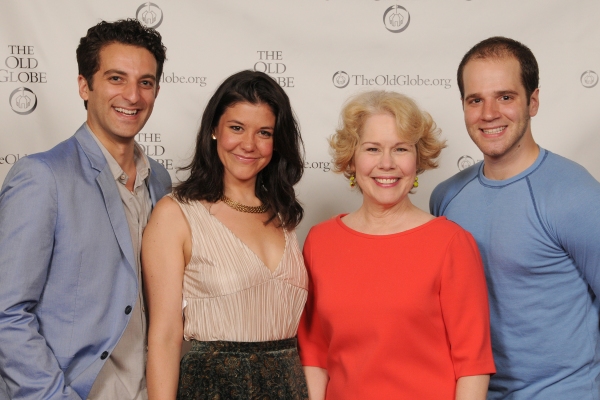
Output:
143,71,308,400
176,197,307,342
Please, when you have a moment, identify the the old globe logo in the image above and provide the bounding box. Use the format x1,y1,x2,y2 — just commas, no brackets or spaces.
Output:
332,71,350,88
581,71,598,88
136,2,163,28
457,155,475,171
9,87,37,115
383,5,410,33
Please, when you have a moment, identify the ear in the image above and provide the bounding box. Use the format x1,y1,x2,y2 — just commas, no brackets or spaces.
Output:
78,75,90,101
528,88,540,117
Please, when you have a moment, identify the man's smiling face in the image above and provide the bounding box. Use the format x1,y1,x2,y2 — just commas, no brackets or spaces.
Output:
78,42,159,145
462,56,539,161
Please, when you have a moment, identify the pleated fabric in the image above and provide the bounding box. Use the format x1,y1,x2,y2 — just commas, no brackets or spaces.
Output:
171,195,308,342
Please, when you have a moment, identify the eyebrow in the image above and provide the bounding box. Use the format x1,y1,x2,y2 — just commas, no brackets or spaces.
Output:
226,119,274,130
103,69,156,81
464,89,519,102
360,141,410,146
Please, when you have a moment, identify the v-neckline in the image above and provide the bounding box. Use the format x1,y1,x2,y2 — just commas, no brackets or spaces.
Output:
198,202,287,275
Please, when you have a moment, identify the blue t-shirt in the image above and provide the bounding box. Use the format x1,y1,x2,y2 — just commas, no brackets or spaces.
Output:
430,148,600,400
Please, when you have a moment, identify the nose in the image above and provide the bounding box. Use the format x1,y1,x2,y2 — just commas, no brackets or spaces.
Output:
240,132,256,152
378,149,395,170
481,100,500,121
122,81,141,104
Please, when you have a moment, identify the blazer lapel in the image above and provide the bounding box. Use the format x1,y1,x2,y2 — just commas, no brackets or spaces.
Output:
75,125,136,272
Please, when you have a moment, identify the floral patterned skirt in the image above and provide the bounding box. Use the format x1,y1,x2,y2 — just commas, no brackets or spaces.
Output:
177,338,308,400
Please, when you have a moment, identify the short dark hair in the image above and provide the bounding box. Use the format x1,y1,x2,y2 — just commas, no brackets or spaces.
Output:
457,36,539,103
174,70,305,229
76,19,167,109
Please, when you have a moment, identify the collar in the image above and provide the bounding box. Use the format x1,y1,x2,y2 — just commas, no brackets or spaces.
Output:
85,123,151,184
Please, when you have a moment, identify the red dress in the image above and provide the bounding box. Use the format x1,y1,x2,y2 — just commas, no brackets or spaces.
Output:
297,215,495,400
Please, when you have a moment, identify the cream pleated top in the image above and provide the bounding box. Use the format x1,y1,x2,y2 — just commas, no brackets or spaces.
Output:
172,196,308,342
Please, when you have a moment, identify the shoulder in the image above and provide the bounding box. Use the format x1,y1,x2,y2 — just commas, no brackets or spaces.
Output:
7,135,90,184
430,163,480,216
153,195,185,218
535,150,599,185
530,150,600,206
2,151,59,192
306,215,343,239
148,157,171,186
422,217,476,245
527,151,600,232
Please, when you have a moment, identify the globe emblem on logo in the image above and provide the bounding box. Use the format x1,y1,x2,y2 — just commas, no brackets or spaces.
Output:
383,5,410,33
332,71,350,89
9,87,37,115
457,155,475,171
136,2,163,29
581,71,598,88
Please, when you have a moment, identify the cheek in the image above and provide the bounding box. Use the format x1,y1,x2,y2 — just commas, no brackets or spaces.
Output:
216,132,239,152
258,140,274,159
464,110,478,126
353,155,375,177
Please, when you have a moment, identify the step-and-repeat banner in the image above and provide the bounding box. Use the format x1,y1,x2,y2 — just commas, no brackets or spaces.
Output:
1,1,599,243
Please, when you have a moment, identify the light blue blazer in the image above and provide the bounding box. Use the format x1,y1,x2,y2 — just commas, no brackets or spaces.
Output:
0,125,172,399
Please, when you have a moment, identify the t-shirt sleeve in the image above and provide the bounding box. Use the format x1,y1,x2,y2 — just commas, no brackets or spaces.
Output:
550,171,600,299
440,229,496,378
297,230,329,369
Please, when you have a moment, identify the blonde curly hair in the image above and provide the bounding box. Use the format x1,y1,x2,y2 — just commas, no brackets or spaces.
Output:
330,90,446,181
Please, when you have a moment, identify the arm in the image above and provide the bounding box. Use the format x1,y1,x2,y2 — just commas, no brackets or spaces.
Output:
439,230,495,389
455,375,489,400
143,196,190,400
303,366,328,400
550,171,600,297
297,231,330,400
0,158,81,400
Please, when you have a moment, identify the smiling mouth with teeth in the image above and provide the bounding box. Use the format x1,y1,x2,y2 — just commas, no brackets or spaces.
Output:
115,107,138,115
482,126,506,134
374,178,399,184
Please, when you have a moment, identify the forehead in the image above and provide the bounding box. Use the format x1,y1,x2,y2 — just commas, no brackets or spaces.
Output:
359,113,406,141
220,101,276,122
462,57,524,94
96,43,157,74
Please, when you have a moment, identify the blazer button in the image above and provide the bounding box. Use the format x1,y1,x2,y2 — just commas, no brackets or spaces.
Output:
100,351,109,360
125,305,132,314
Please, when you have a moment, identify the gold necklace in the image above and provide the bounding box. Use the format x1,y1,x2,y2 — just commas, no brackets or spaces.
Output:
221,195,268,214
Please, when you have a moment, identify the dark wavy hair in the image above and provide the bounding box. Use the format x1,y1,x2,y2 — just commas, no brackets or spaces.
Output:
76,18,167,109
457,36,539,104
174,70,304,229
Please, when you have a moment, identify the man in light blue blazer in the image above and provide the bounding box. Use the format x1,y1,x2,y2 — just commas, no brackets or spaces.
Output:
0,20,171,399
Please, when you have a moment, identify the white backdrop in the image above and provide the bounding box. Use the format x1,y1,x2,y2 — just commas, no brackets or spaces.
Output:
1,0,599,244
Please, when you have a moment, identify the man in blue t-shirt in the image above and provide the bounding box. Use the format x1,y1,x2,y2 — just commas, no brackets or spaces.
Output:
430,37,600,399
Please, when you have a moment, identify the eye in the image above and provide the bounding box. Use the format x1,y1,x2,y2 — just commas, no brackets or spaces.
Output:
470,98,482,104
140,80,155,87
109,76,122,82
395,147,408,152
366,147,379,152
500,95,512,101
229,125,242,132
258,130,273,138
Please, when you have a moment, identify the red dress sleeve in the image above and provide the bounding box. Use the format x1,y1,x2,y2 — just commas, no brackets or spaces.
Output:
440,229,496,378
297,230,329,369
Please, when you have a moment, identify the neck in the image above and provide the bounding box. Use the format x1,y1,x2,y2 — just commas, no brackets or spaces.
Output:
483,133,539,180
87,125,137,179
350,196,422,235
223,178,261,206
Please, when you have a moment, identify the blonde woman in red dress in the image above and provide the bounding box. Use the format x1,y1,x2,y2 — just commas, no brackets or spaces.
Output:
298,90,495,400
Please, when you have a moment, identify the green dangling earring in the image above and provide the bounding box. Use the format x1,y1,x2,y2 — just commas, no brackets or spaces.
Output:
413,176,419,188
349,174,356,188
